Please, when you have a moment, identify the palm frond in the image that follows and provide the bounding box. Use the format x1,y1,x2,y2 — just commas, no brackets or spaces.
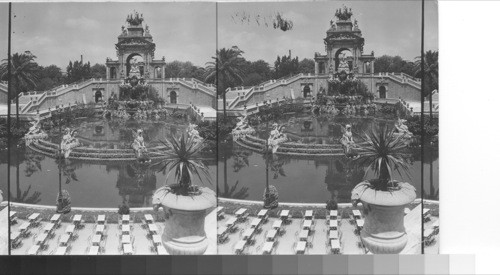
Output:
354,125,411,189
156,133,212,192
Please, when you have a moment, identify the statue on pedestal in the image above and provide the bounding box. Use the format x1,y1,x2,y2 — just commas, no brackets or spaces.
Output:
187,123,203,144
394,118,413,145
24,116,48,145
60,128,80,159
338,53,350,73
231,115,255,140
132,129,149,162
340,124,356,157
267,124,287,154
129,58,141,78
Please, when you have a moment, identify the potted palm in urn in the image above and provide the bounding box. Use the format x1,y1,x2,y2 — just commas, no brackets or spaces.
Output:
152,133,215,255
351,125,416,254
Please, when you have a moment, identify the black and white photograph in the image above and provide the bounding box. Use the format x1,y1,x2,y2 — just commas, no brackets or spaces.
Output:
4,0,500,273
0,2,218,255
215,1,439,255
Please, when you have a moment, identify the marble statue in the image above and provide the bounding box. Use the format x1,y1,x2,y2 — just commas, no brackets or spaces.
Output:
231,115,255,140
340,124,356,157
395,118,410,134
338,53,350,73
394,118,413,145
187,123,203,144
24,116,48,145
60,128,80,159
267,124,287,154
129,58,141,78
132,129,149,162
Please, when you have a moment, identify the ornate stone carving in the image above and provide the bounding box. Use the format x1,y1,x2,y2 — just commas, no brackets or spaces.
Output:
60,128,80,159
231,115,255,140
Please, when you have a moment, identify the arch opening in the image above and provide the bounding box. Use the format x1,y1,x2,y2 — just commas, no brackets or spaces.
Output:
379,86,387,99
126,54,144,77
335,49,353,72
169,91,177,104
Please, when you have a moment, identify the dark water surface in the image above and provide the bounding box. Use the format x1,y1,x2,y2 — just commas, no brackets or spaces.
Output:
0,116,215,208
218,114,438,203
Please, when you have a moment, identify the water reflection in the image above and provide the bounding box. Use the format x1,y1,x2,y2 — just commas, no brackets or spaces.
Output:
218,142,439,203
2,144,215,207
10,148,42,204
255,114,394,144
116,162,157,208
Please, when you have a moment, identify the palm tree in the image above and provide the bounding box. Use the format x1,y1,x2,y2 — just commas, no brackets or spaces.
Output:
0,51,40,124
153,133,212,196
414,50,438,120
204,46,246,117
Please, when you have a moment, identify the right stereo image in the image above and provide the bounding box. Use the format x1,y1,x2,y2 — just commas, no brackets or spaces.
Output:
216,1,438,255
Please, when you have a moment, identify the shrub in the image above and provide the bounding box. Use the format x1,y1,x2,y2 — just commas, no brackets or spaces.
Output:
406,115,439,140
118,204,130,215
326,199,338,210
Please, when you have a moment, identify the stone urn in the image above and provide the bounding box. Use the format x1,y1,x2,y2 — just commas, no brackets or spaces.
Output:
351,181,416,254
152,186,216,255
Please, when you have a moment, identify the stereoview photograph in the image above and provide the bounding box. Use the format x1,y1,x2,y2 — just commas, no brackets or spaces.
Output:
1,2,217,255
215,1,438,255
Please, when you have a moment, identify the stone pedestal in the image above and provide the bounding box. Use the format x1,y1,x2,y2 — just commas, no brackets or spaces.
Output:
155,187,216,255
352,181,416,254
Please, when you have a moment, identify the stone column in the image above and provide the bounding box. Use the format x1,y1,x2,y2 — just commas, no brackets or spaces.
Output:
162,66,165,80
314,62,319,75
371,61,375,75
106,67,110,80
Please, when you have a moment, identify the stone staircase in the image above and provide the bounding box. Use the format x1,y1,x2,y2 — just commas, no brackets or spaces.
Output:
223,72,421,111
225,73,309,110
16,78,216,114
235,135,347,157
29,139,171,161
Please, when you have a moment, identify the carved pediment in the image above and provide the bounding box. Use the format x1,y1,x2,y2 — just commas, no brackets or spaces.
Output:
326,32,362,41
116,38,154,48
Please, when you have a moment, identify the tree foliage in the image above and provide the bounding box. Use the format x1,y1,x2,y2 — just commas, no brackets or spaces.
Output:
414,50,439,96
0,51,40,123
204,46,246,115
374,55,415,75
164,61,206,81
66,60,91,83
35,64,64,91
273,52,299,79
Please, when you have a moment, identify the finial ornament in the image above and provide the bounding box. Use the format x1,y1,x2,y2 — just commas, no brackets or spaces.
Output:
334,5,354,21
127,11,144,26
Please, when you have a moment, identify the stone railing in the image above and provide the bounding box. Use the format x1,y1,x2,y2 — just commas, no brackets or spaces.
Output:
226,73,310,109
19,79,100,113
188,102,206,122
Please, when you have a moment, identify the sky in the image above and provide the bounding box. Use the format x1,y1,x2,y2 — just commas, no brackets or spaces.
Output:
0,1,438,69
218,1,438,64
0,2,217,68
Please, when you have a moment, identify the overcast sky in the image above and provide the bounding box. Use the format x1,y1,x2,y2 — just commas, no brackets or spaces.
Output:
219,1,438,63
0,1,438,69
1,2,216,68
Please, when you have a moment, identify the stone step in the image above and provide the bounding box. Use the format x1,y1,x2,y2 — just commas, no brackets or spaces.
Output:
237,136,345,154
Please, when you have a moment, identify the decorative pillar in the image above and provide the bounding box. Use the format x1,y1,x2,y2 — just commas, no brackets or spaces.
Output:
314,62,319,75
106,67,110,80
371,61,374,75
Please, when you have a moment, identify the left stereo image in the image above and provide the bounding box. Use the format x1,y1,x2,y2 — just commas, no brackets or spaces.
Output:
1,2,218,255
